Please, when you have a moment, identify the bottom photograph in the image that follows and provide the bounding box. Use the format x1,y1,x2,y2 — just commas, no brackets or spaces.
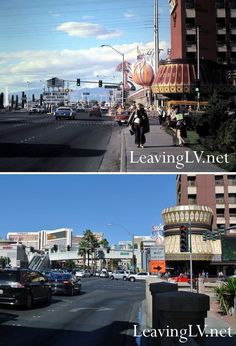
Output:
0,173,235,346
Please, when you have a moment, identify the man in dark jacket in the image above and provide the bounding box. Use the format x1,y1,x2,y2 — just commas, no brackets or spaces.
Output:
128,103,149,148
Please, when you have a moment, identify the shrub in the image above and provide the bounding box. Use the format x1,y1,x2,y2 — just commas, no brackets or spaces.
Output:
214,277,236,315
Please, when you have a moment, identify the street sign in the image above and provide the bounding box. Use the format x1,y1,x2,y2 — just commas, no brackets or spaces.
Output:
150,246,165,260
149,260,166,273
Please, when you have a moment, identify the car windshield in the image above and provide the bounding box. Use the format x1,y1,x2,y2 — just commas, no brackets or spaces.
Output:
0,271,19,282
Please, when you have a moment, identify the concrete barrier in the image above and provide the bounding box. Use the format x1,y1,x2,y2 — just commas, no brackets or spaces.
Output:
145,277,165,327
149,281,178,332
154,291,210,345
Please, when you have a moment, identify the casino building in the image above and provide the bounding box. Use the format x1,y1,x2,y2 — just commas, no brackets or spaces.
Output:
152,0,236,98
161,173,236,276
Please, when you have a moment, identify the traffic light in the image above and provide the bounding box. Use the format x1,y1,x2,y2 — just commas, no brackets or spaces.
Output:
77,78,81,86
52,78,56,86
180,224,188,252
194,79,201,93
202,232,207,241
98,80,103,87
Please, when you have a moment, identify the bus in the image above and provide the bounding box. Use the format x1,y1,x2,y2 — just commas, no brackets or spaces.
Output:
164,100,208,110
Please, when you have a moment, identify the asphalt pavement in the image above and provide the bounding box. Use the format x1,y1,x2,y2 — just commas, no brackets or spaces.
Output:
0,277,145,346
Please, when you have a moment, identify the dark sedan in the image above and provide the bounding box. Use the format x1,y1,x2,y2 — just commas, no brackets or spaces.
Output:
48,273,81,296
54,107,76,120
0,269,52,309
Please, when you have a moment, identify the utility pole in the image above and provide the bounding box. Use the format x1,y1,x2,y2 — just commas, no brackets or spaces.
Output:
154,0,159,72
196,26,200,110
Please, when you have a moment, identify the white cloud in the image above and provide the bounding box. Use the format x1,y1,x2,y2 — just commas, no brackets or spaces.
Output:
124,11,136,19
0,41,170,91
56,21,123,40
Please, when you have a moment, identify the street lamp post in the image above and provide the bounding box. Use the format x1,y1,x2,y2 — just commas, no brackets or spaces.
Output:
108,223,135,271
26,81,30,111
101,44,125,108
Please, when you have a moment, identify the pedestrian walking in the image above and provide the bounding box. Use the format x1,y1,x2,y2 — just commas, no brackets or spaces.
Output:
176,120,186,146
128,103,149,148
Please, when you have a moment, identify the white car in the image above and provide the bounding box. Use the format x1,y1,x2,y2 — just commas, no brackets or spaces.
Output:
75,271,85,278
128,272,152,282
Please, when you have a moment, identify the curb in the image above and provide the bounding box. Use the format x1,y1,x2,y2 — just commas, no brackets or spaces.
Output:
120,129,126,172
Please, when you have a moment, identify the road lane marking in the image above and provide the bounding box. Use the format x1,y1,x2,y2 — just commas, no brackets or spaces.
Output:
70,307,113,312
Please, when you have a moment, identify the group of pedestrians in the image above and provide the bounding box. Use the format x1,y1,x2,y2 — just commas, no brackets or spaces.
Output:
127,102,188,148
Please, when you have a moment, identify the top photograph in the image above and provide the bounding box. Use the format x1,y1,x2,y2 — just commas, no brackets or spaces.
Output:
0,0,236,173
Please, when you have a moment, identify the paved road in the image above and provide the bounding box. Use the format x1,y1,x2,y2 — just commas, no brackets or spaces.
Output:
0,111,120,172
0,277,145,346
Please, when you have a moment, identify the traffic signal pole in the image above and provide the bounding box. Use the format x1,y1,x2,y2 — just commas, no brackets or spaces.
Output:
189,222,193,292
197,26,200,111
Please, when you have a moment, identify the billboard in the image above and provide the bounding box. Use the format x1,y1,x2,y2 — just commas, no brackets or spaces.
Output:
47,230,67,241
222,237,236,261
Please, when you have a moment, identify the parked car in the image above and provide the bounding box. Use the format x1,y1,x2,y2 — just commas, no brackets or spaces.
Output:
0,268,52,309
89,105,102,117
48,272,81,296
54,107,76,120
128,272,152,282
171,274,197,285
110,270,130,281
75,270,85,278
114,110,130,125
99,270,109,278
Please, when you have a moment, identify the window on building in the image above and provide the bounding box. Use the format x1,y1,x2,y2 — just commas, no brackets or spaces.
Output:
188,194,197,205
216,193,225,203
185,0,194,9
230,1,236,9
216,208,225,218
229,208,236,218
229,193,236,204
215,176,224,186
228,175,236,185
217,224,225,230
215,0,225,9
187,176,196,187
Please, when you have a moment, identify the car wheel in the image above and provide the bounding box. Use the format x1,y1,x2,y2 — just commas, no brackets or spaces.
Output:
26,294,33,309
130,277,135,282
110,276,114,280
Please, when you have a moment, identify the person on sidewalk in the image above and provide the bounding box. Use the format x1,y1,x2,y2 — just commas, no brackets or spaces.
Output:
128,103,149,148
176,120,186,146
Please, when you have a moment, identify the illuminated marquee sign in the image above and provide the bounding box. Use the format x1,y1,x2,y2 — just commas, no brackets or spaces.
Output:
169,0,177,14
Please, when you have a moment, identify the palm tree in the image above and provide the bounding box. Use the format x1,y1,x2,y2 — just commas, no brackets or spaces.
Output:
99,238,110,268
78,230,100,271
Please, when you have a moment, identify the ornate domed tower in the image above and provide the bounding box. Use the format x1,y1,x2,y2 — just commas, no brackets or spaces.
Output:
162,205,222,274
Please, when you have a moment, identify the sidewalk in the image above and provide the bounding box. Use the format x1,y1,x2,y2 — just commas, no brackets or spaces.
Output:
121,124,226,172
139,296,236,346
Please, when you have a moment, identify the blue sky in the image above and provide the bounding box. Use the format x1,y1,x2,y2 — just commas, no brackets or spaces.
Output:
0,174,176,245
0,0,170,93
